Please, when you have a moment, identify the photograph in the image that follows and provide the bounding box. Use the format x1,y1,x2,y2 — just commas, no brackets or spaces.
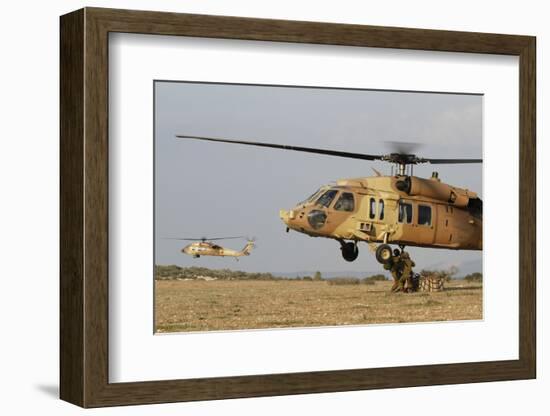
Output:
50,3,538,411
154,81,483,333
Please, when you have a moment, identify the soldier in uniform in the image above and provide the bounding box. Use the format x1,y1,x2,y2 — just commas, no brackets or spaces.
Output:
385,248,402,292
397,250,416,292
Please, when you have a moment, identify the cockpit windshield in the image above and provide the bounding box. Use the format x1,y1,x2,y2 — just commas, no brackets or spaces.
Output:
315,190,338,208
298,188,322,206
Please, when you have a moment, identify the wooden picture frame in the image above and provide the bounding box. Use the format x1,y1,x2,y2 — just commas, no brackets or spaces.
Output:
60,7,536,408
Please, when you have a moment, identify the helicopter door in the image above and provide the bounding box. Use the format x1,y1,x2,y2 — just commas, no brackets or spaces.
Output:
414,203,436,245
435,204,454,246
325,192,355,233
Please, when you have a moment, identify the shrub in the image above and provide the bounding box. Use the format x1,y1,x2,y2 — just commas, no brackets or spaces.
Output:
420,266,458,282
363,274,387,282
464,272,483,282
327,277,360,285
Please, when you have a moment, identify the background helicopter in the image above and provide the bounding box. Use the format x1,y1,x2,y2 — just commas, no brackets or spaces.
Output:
176,135,482,269
166,236,255,259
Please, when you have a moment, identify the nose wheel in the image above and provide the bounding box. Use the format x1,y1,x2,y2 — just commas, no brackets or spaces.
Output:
340,241,359,262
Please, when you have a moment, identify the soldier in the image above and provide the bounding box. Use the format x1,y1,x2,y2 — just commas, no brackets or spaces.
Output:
397,251,416,292
385,248,402,292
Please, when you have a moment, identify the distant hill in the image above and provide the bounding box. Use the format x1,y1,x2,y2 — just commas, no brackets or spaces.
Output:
271,259,482,280
272,257,482,279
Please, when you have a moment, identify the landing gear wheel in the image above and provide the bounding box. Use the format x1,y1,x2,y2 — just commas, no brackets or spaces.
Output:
340,242,359,262
375,244,393,264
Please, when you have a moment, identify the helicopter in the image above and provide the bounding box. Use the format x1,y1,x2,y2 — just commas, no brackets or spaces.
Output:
175,135,482,269
167,236,255,259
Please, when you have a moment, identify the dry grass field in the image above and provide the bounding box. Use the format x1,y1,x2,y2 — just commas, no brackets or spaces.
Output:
155,279,482,333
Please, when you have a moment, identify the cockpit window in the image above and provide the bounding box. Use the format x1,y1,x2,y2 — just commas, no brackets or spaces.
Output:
299,188,322,205
315,190,338,208
334,192,355,212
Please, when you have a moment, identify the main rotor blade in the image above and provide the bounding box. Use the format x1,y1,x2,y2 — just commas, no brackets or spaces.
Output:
423,158,482,164
208,236,247,241
164,236,246,241
176,135,383,161
163,239,194,242
176,135,482,165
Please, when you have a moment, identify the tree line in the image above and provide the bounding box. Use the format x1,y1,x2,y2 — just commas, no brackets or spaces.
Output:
155,265,481,283
155,265,277,281
154,265,389,282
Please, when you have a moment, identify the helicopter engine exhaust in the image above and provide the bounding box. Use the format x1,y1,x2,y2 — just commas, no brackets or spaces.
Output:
396,176,474,208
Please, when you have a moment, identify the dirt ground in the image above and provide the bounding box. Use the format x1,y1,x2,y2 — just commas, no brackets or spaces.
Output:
155,279,482,333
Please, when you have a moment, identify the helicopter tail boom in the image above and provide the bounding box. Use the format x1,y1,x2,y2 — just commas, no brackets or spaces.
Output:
237,241,255,256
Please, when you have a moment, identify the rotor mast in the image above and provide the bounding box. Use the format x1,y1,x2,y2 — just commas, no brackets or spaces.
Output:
382,153,419,176
398,162,406,176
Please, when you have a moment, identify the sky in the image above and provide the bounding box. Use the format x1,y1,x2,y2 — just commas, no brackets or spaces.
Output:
154,81,482,275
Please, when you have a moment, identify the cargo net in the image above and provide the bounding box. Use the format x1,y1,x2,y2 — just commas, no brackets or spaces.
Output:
419,273,446,292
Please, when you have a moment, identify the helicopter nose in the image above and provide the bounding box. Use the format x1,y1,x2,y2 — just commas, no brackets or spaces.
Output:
280,209,301,229
279,209,293,225
280,209,289,224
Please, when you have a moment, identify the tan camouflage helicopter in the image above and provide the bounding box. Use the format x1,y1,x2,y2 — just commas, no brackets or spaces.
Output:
168,236,255,259
175,135,482,268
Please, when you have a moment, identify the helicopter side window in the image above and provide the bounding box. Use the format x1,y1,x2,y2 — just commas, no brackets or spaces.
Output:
398,201,413,224
369,198,376,219
379,199,385,220
315,190,338,208
334,192,355,212
418,205,432,226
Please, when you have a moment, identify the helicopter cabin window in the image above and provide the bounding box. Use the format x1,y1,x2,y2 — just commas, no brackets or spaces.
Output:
379,199,384,220
398,201,413,224
316,190,338,208
334,192,355,212
369,198,376,219
418,205,432,226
